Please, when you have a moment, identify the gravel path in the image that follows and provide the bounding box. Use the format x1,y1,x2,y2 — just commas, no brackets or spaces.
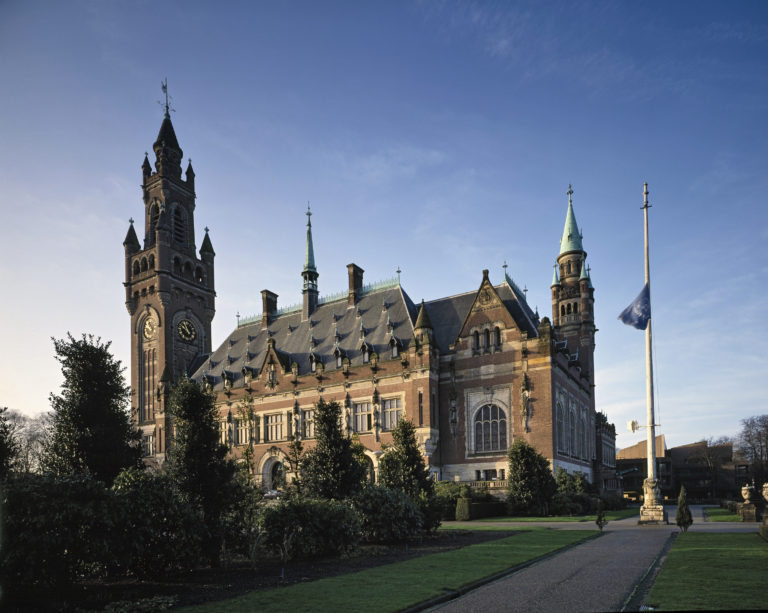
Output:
429,505,757,613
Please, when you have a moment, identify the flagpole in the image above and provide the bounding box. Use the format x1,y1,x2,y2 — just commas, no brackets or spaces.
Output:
643,183,655,486
640,182,667,524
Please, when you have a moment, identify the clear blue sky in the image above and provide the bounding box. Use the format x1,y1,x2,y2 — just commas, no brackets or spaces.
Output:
1,0,766,451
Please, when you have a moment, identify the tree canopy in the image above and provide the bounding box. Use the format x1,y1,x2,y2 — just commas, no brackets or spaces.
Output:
166,376,237,565
40,334,141,483
300,399,366,499
507,438,556,516
736,415,768,488
0,406,21,479
379,418,433,500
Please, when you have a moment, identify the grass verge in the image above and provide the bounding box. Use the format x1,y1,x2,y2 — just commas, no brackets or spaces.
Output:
645,532,768,611
702,506,741,522
471,508,638,523
179,529,594,612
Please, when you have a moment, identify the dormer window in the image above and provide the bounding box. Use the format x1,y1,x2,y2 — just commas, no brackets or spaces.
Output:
362,347,369,364
310,355,317,372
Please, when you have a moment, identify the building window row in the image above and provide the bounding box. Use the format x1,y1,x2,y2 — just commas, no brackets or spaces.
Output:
471,327,502,354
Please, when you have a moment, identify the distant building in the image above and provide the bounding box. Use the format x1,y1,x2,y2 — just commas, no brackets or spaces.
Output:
125,109,605,488
594,411,620,495
616,435,669,501
616,436,743,501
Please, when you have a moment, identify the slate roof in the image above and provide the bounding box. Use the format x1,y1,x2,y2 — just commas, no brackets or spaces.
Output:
192,276,540,391
192,281,418,391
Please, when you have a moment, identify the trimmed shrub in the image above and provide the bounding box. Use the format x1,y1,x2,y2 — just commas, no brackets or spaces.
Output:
455,496,471,521
1,473,113,591
352,485,422,543
599,493,627,511
468,501,507,519
255,497,360,560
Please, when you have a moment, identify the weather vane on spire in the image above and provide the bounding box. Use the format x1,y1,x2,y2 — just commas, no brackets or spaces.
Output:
306,201,312,226
159,78,175,117
567,184,574,205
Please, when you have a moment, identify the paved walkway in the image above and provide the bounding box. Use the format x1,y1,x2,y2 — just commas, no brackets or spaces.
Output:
429,506,758,613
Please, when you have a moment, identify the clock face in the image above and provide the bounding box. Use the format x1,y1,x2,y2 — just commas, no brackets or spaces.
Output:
143,318,156,340
177,319,197,342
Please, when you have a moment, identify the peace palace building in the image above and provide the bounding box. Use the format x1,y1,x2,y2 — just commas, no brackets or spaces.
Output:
124,109,612,491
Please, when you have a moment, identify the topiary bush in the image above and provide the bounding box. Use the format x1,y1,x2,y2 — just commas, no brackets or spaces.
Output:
352,485,423,543
455,495,471,521
255,497,360,561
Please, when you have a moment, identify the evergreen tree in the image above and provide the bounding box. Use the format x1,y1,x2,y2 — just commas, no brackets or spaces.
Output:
676,485,693,532
379,419,433,499
300,399,366,499
166,377,237,565
41,334,141,483
0,406,21,479
507,438,556,516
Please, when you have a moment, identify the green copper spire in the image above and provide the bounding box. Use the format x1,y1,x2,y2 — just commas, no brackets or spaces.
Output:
559,184,583,255
304,202,316,273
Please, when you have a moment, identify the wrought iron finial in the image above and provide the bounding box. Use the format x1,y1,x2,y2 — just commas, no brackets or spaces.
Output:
306,201,312,226
204,226,210,233
396,266,401,282
567,183,574,205
643,182,650,209
128,217,134,225
158,78,175,117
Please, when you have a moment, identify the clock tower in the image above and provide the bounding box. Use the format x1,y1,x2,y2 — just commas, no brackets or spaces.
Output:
123,97,216,464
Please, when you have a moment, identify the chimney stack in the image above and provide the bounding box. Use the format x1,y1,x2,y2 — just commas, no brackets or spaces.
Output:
347,263,364,307
261,290,278,329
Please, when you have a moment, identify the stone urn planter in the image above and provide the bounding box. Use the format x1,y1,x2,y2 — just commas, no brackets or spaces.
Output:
741,485,754,503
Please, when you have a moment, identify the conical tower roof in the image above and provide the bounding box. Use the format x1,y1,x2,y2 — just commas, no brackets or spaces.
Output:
123,220,140,250
559,185,583,255
153,113,182,155
414,299,433,329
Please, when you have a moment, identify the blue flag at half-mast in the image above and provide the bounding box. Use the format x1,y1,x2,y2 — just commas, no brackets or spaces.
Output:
618,283,651,330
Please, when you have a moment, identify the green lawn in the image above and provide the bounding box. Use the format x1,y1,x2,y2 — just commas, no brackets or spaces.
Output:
178,529,595,612
703,506,741,522
646,532,768,611
471,508,638,523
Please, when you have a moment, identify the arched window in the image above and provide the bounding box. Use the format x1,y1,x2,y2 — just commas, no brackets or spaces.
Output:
173,257,181,276
195,266,204,283
566,303,572,314
474,404,507,452
483,329,490,350
573,302,578,313
569,409,576,455
561,305,565,316
140,257,148,272
133,261,140,275
183,261,192,279
173,206,186,245
148,254,155,269
495,326,502,347
557,403,565,452
567,261,572,274
473,331,480,351
148,203,160,245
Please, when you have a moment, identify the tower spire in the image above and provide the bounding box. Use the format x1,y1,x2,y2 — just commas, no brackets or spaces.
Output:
302,203,319,320
559,184,583,255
